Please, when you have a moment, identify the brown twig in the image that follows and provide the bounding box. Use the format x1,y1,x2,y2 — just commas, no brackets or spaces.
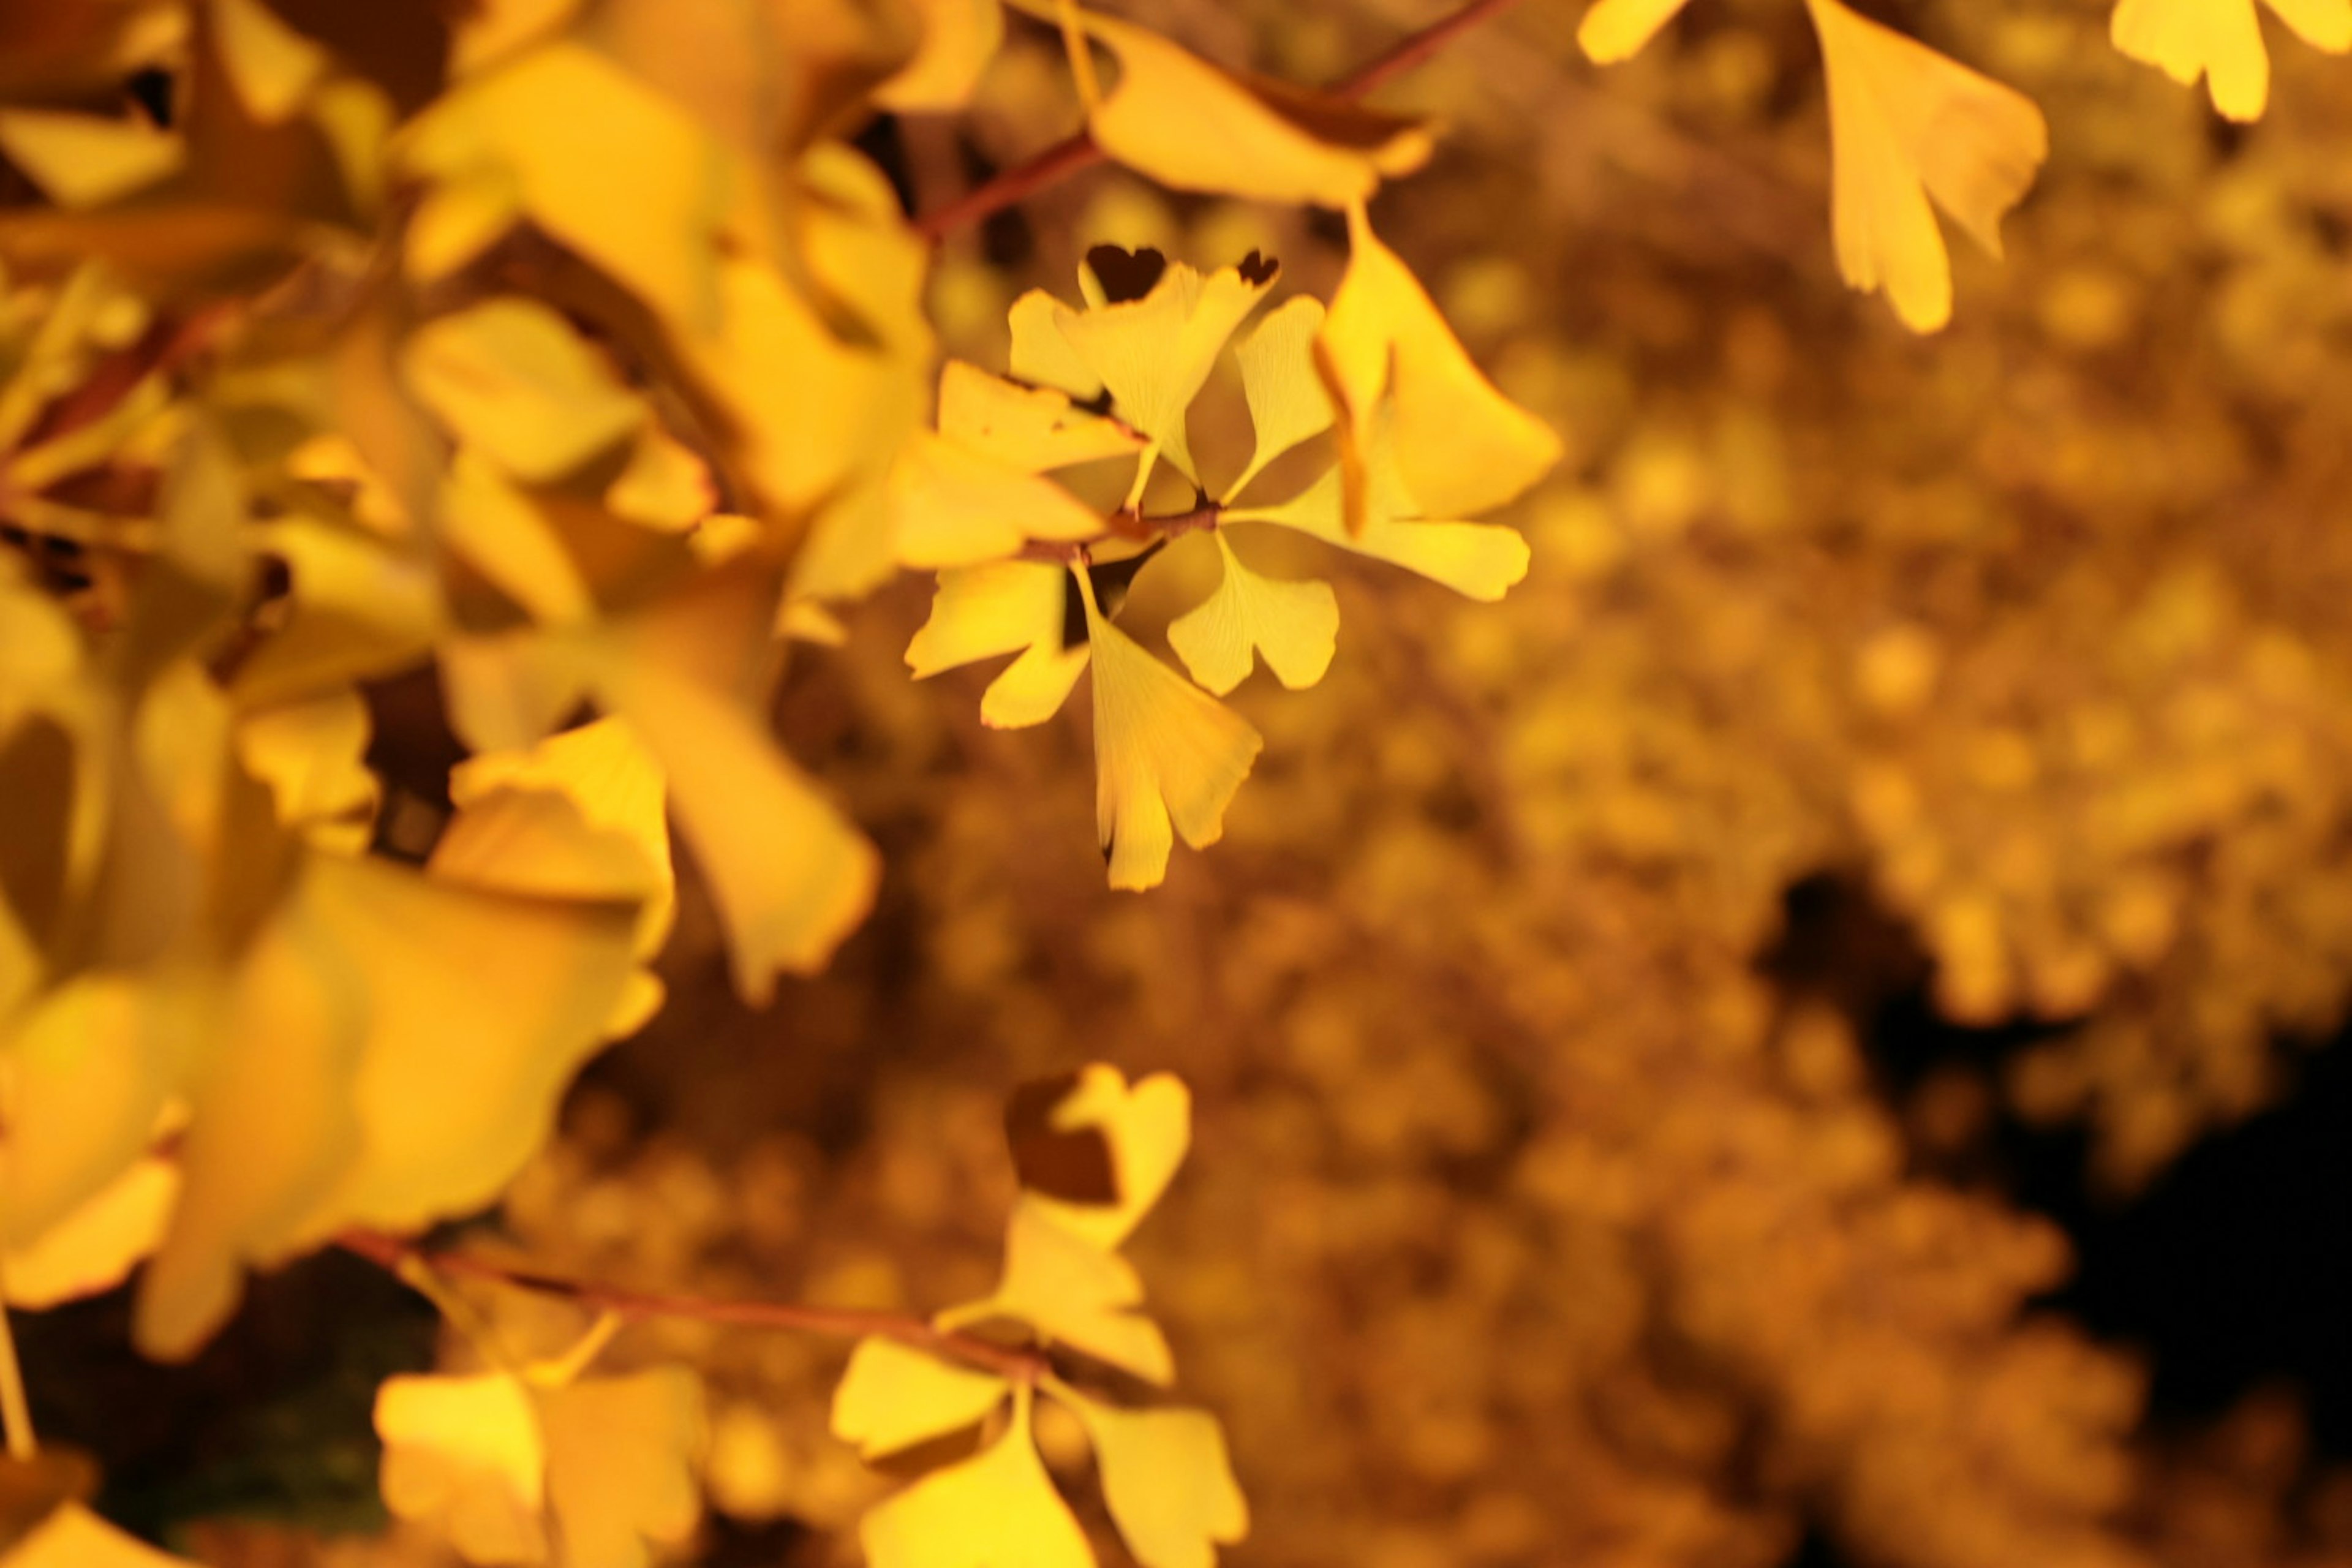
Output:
910,0,1536,242
340,1230,1051,1385
1014,501,1220,562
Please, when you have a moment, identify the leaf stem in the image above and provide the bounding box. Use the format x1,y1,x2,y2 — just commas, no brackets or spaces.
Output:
910,0,1536,242
339,1231,1050,1385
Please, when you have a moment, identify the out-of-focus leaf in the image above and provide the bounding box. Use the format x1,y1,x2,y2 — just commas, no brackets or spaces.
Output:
1,1156,178,1309
1167,532,1338,696
1578,0,1697,61
376,1371,550,1564
1317,207,1559,529
230,518,442,708
538,1366,707,1568
860,1396,1094,1568
212,0,329,122
232,687,378,851
876,0,1005,110
1082,575,1261,892
1807,0,2048,333
2109,0,2347,120
0,111,183,207
1073,7,1431,207
2,1503,202,1568
1061,1393,1248,1568
905,560,1091,729
401,298,646,484
831,1339,1009,1460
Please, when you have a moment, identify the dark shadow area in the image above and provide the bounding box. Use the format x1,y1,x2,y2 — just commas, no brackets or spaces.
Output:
1765,872,2352,1472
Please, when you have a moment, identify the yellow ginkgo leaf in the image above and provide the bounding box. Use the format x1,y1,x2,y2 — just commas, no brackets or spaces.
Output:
1807,0,2048,334
589,638,879,1008
233,688,379,853
2110,0,2348,120
0,977,185,1254
1061,1393,1248,1568
1578,0,1698,62
1167,533,1338,696
605,426,717,532
937,360,1144,474
860,1393,1094,1568
429,716,674,1034
1074,7,1431,207
1008,289,1104,402
906,560,1093,729
230,519,443,709
1224,447,1532,604
876,0,1006,109
402,298,646,484
0,112,183,208
538,1367,707,1568
379,1365,706,1568
399,43,733,330
1223,296,1333,505
377,1372,550,1564
831,1338,1010,1459
1081,573,1262,892
967,1198,1174,1384
1317,206,1561,529
213,0,330,122
2,1157,178,1310
3,1504,203,1568
1013,1065,1191,1250
889,431,1109,570
1030,250,1278,493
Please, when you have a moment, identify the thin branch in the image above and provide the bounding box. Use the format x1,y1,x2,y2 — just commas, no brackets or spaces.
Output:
911,0,1535,242
340,1230,1050,1385
1014,501,1219,562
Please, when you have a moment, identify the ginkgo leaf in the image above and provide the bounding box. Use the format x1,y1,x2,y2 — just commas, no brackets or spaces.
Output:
831,1338,1010,1458
1081,575,1262,892
588,634,878,1008
399,43,733,330
889,431,1108,569
136,851,639,1356
860,1394,1094,1568
1224,442,1532,603
0,977,186,1253
379,1365,706,1568
1061,1394,1248,1568
2,1157,178,1310
1318,206,1560,529
233,688,379,852
1223,296,1333,505
1029,250,1278,492
876,0,1006,109
1167,533,1338,696
1008,290,1104,402
1013,1066,1191,1250
937,360,1144,473
429,716,674,1034
605,426,717,531
377,1372,551,1564
538,1367,707,1568
1578,0,1698,61
1807,0,2048,334
3,1503,202,1568
971,1198,1174,1384
2109,0,2348,120
401,299,646,484
906,560,1092,730
434,448,595,625
1073,7,1432,207
0,111,184,207
230,519,443,709
213,0,331,122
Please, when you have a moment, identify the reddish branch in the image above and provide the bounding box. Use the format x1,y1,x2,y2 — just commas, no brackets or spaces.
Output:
910,0,1536,242
341,1230,1051,1384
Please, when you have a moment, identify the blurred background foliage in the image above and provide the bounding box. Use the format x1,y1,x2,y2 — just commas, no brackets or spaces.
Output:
19,0,2352,1564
